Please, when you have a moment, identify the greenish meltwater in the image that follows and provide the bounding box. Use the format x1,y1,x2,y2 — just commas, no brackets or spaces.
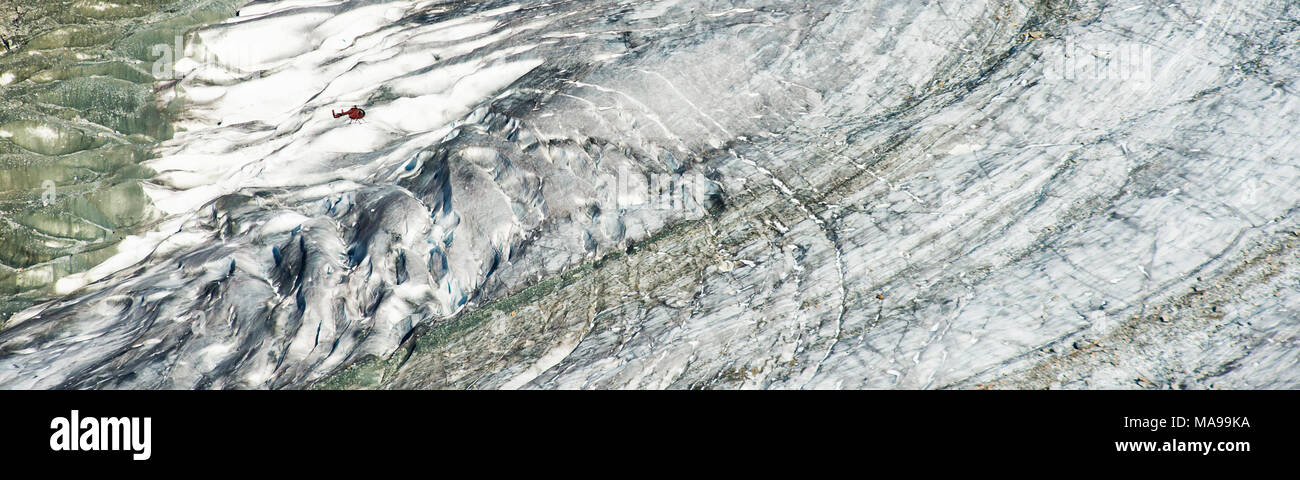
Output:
0,0,241,323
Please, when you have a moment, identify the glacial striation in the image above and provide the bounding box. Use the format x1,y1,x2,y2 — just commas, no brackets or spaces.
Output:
0,0,1297,389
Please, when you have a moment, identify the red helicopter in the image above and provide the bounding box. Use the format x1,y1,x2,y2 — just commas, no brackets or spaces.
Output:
332,105,366,123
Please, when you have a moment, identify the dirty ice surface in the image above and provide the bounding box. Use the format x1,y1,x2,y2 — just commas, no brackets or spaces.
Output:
1,0,1298,390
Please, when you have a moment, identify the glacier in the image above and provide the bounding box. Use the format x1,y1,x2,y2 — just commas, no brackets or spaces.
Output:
0,0,1297,389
